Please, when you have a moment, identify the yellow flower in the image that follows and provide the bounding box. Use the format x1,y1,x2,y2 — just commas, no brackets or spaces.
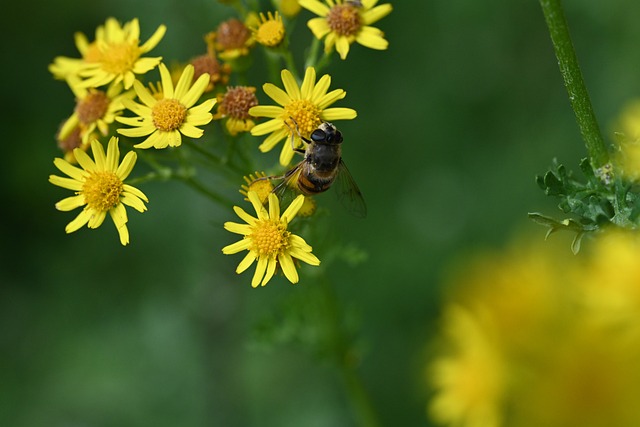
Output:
116,63,216,149
299,0,392,60
239,171,273,204
429,306,506,427
59,80,135,144
249,67,357,165
213,86,258,136
55,118,91,164
49,28,104,81
74,18,166,89
251,11,286,47
276,0,303,18
49,136,148,246
222,191,320,287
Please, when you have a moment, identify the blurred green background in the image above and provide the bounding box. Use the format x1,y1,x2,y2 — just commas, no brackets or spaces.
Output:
2,0,639,425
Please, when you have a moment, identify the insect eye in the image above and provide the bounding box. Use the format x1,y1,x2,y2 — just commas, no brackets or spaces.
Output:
310,129,326,142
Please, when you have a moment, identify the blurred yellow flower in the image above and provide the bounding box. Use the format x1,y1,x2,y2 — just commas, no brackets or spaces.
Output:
249,67,357,165
71,18,166,89
239,171,273,204
222,191,320,287
428,230,640,427
429,306,505,427
49,137,148,246
116,63,215,149
299,0,392,59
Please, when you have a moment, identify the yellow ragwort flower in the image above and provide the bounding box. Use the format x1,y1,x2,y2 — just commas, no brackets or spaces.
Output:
74,18,166,89
239,171,274,204
49,27,104,81
116,63,216,149
251,11,286,47
49,136,148,246
429,306,506,427
249,67,357,165
276,0,303,18
299,0,392,60
213,86,258,136
222,191,320,287
59,79,135,144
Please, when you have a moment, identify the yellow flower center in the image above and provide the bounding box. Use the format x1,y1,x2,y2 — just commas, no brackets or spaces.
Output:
327,4,362,37
83,42,103,63
76,90,110,125
283,100,322,138
216,19,251,50
100,42,141,75
152,99,187,131
250,219,290,257
222,86,258,120
82,171,124,212
255,13,285,47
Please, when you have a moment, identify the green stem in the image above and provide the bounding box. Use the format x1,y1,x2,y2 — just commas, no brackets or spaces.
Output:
320,278,381,427
177,174,236,207
539,0,610,168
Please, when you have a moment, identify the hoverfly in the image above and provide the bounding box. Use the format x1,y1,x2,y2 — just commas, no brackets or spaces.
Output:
261,122,367,218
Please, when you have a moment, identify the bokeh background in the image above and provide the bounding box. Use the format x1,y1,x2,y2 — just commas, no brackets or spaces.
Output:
3,0,640,426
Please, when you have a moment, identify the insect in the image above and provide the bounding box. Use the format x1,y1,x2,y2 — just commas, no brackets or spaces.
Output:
265,122,367,218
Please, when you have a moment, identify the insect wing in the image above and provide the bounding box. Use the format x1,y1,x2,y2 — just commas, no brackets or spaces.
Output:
272,163,304,210
335,160,367,218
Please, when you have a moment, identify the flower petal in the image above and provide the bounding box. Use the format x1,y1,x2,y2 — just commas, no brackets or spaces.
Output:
281,69,301,100
49,175,83,191
181,75,212,109
132,80,158,109
65,208,92,233
121,192,147,212
361,3,393,26
159,63,174,99
282,194,305,222
249,105,284,118
123,184,149,202
252,119,286,137
310,74,331,103
139,24,166,52
53,158,84,181
299,0,330,16
74,147,97,172
356,26,389,50
335,36,351,60
233,206,257,225
278,253,299,284
222,238,252,255
261,257,278,286
300,67,316,100
307,17,331,39
55,195,86,211
289,247,321,266
87,209,107,229
321,107,358,121
105,137,120,172
174,64,195,101
236,251,257,274
317,88,346,109
252,256,268,287
262,83,291,107
116,151,137,180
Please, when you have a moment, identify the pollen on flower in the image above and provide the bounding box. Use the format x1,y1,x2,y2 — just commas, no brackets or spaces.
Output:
254,12,286,47
250,219,290,257
283,100,322,137
82,171,124,212
152,99,187,131
297,196,317,217
327,3,362,36
101,43,142,75
222,86,258,120
216,19,251,50
75,91,110,124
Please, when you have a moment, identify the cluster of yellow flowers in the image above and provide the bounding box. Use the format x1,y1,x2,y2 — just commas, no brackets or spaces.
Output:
48,1,392,286
428,230,640,427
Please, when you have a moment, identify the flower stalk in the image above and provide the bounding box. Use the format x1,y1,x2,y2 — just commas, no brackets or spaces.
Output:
538,0,610,168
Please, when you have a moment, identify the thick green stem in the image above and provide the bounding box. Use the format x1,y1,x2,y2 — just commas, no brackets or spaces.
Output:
539,0,609,168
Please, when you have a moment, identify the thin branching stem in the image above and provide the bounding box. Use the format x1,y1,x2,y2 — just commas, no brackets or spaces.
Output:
539,0,610,168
